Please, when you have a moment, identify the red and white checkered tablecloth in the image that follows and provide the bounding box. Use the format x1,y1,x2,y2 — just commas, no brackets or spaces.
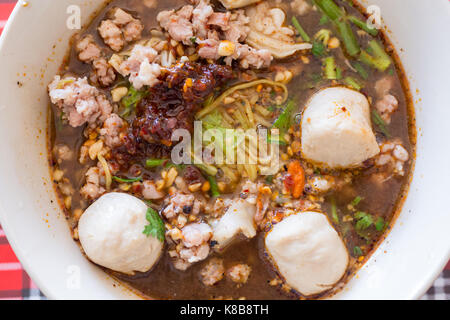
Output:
0,0,448,300
0,1,14,34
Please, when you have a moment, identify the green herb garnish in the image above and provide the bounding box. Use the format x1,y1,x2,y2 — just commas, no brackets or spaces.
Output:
372,109,391,138
351,196,363,206
344,76,363,90
143,207,165,242
112,176,143,183
145,158,186,170
324,56,338,80
314,0,361,57
291,16,311,42
208,175,221,197
312,41,326,57
348,15,379,37
145,159,168,168
353,246,363,256
314,0,344,21
359,40,392,71
355,211,374,231
335,19,361,57
353,62,369,80
375,217,386,231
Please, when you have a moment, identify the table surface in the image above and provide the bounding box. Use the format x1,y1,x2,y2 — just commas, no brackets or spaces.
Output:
0,0,448,300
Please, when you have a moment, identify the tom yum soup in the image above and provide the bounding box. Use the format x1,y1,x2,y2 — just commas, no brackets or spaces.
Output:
48,0,415,299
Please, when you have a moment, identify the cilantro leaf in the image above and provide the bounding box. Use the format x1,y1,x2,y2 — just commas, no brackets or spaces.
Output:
375,217,386,231
143,207,165,242
207,175,221,198
312,40,326,57
354,211,374,231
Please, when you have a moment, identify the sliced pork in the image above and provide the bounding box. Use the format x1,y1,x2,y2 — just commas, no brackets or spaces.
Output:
48,76,112,127
98,8,144,52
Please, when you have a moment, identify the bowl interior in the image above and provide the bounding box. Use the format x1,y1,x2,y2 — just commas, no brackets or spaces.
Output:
0,0,448,299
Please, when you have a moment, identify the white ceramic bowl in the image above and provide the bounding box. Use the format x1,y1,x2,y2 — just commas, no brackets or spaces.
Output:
0,0,449,300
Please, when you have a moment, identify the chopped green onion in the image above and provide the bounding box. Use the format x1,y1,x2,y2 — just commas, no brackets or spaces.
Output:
371,109,391,137
335,19,360,57
351,196,363,206
291,16,311,42
353,246,363,257
208,176,220,197
348,16,379,36
194,161,218,177
344,76,363,90
359,40,392,71
314,0,360,57
112,176,143,183
331,197,339,223
314,0,344,21
353,62,369,80
145,159,168,168
324,56,338,80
